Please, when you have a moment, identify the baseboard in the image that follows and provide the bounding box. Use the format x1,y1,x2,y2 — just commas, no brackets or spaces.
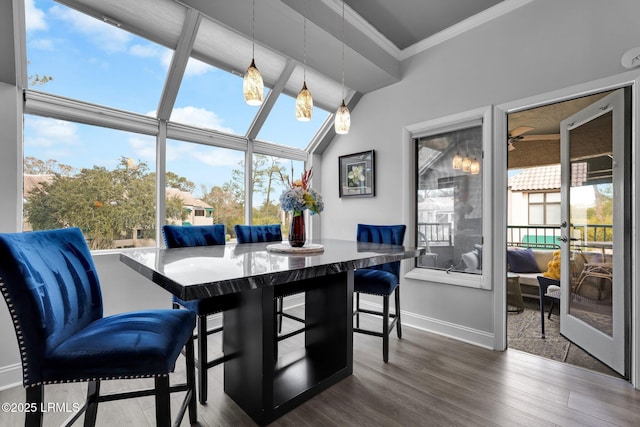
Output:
0,363,22,391
358,300,496,350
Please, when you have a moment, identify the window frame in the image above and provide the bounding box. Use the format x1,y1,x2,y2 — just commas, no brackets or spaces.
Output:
528,191,561,225
403,106,493,290
23,89,310,252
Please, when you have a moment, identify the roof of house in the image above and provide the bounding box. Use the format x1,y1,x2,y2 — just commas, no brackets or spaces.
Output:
166,187,212,209
23,174,54,198
509,164,587,191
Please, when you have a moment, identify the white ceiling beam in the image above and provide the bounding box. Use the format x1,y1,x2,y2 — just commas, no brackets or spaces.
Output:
246,59,296,141
157,8,201,121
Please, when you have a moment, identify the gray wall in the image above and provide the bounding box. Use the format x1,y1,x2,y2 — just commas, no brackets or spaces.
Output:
319,0,640,344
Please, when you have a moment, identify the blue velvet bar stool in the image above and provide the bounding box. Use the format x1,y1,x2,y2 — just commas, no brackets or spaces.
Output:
354,224,407,362
0,227,197,427
234,224,306,338
162,224,234,405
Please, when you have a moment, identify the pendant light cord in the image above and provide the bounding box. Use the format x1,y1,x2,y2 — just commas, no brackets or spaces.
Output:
341,0,345,100
303,0,307,81
252,0,256,58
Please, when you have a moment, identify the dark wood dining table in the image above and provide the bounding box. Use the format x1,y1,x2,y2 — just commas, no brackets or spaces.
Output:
120,238,424,426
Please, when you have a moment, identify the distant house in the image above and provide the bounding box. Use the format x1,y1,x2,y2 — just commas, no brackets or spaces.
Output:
165,187,214,226
508,165,562,228
508,164,592,247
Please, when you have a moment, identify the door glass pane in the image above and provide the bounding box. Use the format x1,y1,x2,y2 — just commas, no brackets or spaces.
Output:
569,112,613,336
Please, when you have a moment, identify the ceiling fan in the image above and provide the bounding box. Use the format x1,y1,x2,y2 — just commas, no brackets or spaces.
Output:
507,126,534,151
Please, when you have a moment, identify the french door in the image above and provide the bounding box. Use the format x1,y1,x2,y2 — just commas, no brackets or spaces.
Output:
559,88,629,375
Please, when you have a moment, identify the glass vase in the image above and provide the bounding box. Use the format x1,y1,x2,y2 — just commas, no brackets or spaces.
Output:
289,210,306,247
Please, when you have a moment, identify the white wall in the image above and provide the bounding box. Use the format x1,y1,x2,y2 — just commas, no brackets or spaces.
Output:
320,0,640,346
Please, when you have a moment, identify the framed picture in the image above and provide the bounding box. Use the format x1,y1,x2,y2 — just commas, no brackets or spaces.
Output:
339,150,375,197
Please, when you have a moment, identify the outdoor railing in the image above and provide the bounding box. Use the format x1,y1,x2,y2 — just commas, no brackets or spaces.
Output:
507,224,612,249
417,222,452,247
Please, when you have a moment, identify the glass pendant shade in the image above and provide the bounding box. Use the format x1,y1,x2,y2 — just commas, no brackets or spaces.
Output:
452,152,463,169
296,81,313,121
243,58,264,106
470,157,480,174
462,155,472,173
334,100,350,134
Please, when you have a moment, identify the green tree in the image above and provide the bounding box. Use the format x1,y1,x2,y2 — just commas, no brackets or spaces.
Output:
201,183,244,238
24,157,75,175
26,157,188,249
586,184,614,241
166,171,195,193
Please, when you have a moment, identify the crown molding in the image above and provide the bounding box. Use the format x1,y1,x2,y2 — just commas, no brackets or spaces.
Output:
320,0,534,62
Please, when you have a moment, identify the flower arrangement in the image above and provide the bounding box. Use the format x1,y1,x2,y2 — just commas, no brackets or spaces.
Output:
279,166,324,215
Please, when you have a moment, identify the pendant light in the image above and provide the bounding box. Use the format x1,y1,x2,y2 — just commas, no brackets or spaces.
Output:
452,152,463,169
452,134,462,169
462,154,472,173
296,0,313,121
470,157,480,174
334,0,350,134
243,0,264,106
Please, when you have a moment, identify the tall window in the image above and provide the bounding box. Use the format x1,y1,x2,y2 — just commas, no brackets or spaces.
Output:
251,154,304,232
528,192,561,225
22,0,322,251
23,116,157,249
166,139,245,237
415,123,483,274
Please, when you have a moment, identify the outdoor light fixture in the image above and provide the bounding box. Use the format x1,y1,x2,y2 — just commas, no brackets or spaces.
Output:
296,0,313,121
334,0,350,134
243,0,264,106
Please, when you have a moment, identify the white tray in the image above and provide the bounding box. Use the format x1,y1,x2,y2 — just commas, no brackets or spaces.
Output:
266,243,325,254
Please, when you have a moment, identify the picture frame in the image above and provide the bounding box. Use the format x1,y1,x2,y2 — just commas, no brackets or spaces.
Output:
338,150,375,197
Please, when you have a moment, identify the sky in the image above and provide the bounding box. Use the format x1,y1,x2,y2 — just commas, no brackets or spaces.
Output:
23,0,325,198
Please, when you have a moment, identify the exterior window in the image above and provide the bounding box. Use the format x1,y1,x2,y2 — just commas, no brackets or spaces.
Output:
26,0,170,115
528,192,561,225
250,154,304,232
415,124,483,274
166,139,245,235
23,116,157,250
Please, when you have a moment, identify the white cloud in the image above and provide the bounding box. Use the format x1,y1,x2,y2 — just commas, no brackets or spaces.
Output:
196,148,244,167
160,51,213,77
169,106,235,134
25,117,78,147
24,0,47,32
129,136,156,162
166,143,242,168
29,38,54,50
129,44,161,58
49,5,131,54
184,57,212,77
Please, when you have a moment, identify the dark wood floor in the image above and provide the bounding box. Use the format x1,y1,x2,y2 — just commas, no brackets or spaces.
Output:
2,312,640,426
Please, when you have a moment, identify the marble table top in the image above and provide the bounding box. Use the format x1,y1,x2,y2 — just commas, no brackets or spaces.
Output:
120,239,425,301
